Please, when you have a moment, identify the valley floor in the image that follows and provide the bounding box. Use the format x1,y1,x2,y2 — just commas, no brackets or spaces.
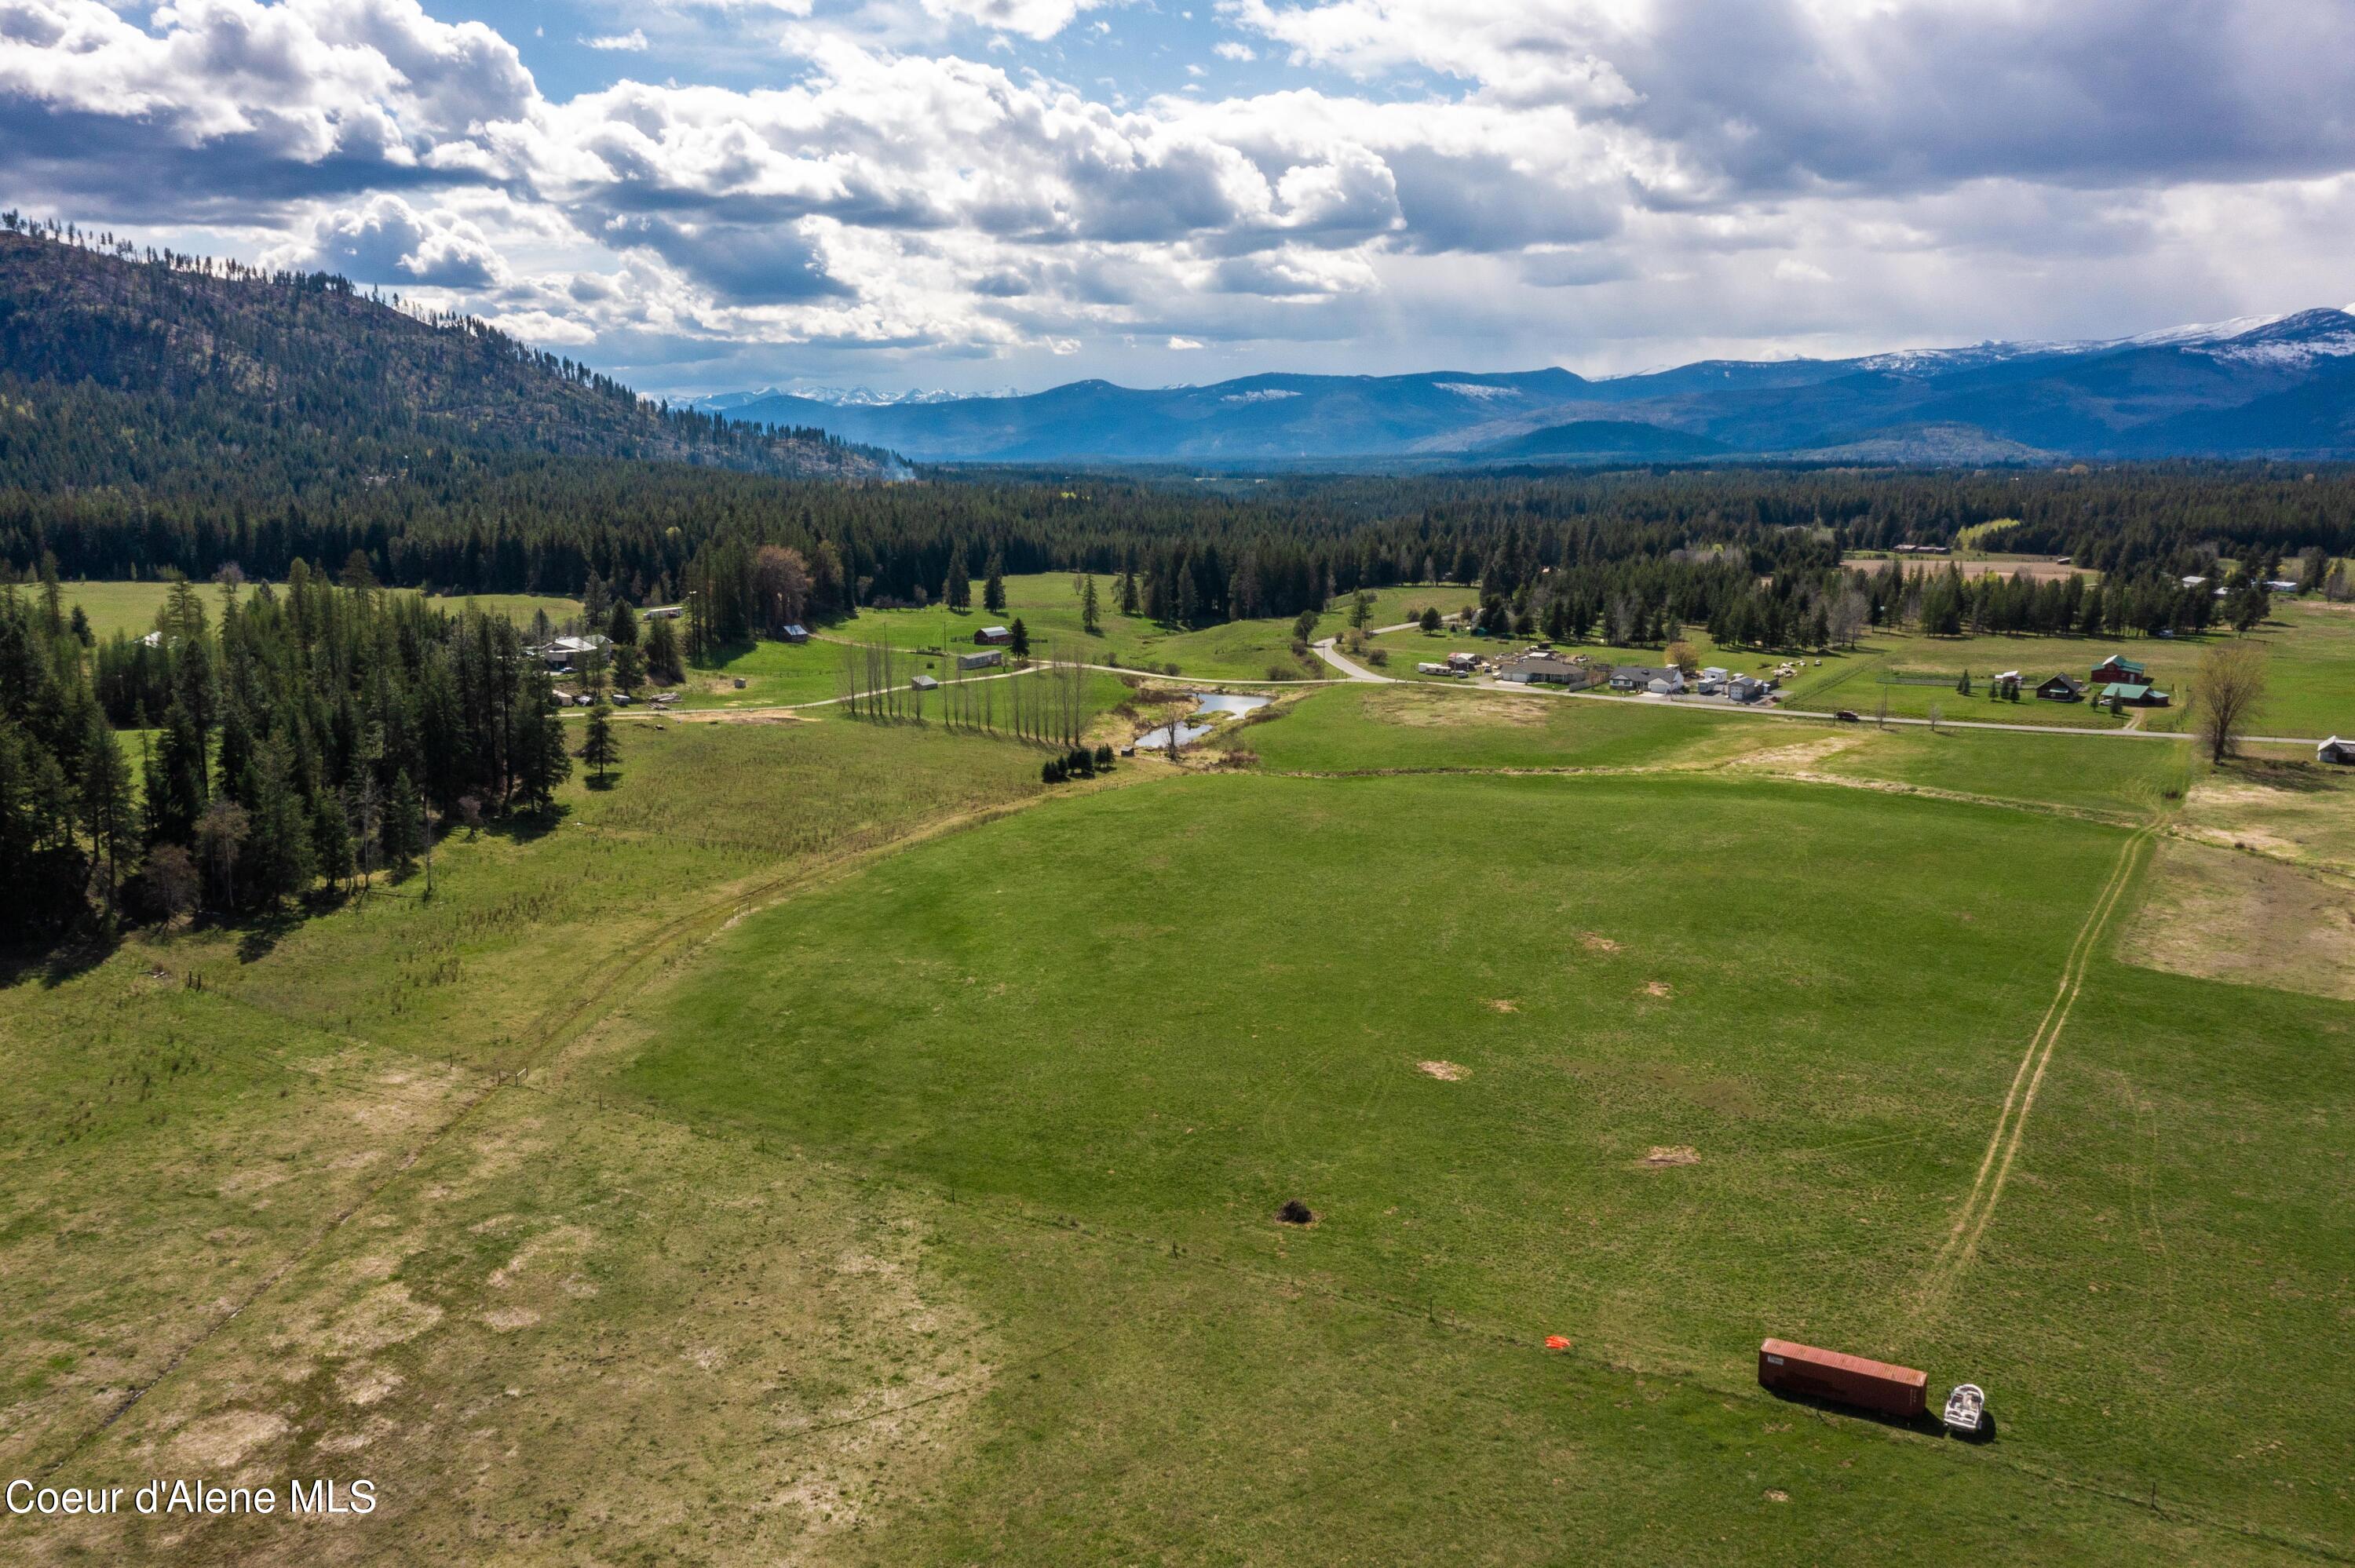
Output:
4,682,2351,1564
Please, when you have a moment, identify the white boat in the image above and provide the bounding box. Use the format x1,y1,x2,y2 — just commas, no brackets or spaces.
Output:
1942,1383,1985,1435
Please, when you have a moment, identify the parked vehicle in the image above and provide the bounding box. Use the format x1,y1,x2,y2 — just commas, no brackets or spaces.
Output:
1835,709,1861,723
1942,1383,1987,1436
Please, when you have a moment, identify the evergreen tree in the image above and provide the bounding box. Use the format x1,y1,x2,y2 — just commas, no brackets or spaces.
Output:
644,614,684,683
383,769,425,873
513,674,572,808
312,789,355,894
612,642,646,693
243,735,317,907
984,550,1007,612
1082,574,1101,634
943,545,969,612
1118,567,1140,616
1010,618,1031,658
77,702,137,921
581,700,620,784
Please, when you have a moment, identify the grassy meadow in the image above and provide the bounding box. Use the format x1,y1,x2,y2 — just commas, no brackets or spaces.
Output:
56,579,584,641
6,604,2353,1565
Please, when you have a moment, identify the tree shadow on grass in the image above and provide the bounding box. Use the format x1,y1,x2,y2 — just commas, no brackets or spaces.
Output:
0,932,119,990
478,803,570,846
585,773,621,791
1762,1387,1955,1441
2219,756,2341,794
236,905,304,964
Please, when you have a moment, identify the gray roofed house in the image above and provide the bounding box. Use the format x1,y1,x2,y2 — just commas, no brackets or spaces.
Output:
1498,655,1594,687
1609,665,1685,694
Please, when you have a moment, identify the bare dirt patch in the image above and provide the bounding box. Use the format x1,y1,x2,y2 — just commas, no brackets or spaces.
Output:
1642,980,1674,998
1729,735,1860,771
1579,932,1621,954
674,708,816,726
168,1409,288,1471
1637,1146,1701,1169
1378,687,1546,728
1484,997,1520,1012
2120,840,2355,1001
1417,1060,1470,1081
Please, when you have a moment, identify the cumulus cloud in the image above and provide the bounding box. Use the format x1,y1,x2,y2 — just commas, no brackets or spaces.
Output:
1221,0,2355,196
266,195,510,287
918,0,1108,42
0,0,2350,385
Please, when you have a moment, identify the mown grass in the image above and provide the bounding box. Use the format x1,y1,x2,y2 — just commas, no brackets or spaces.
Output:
599,767,2353,1557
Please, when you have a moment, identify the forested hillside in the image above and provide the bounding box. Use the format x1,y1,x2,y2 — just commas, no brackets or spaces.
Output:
0,217,886,497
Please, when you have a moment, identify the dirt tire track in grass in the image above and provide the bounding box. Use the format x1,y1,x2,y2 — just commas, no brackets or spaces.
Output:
1910,826,2155,1327
31,785,1081,1482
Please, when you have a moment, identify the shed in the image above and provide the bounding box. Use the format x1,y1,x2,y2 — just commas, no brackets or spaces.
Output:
958,649,1005,670
781,623,810,644
2320,736,2355,765
2036,673,2085,702
911,674,940,691
975,625,1013,645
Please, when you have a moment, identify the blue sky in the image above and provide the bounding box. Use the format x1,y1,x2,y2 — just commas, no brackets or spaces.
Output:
4,0,2353,398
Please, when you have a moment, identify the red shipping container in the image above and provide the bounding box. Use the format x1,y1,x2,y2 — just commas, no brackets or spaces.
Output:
1758,1338,1927,1419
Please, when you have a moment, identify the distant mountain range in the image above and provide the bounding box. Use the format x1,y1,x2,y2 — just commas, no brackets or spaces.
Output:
688,385,1015,412
699,310,2355,464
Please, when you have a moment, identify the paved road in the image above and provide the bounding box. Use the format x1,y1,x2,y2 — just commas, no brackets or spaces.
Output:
1309,636,1393,683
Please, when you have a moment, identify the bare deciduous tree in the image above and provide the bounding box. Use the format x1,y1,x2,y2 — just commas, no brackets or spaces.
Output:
2193,640,2268,762
752,545,812,639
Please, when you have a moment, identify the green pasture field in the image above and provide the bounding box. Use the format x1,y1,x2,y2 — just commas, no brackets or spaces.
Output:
52,579,585,641
1233,684,2199,818
831,574,1473,684
6,639,2350,1564
671,639,1144,734
1373,600,2354,738
594,764,2352,1560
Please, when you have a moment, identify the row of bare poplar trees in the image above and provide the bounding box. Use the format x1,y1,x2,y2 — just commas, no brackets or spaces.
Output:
834,639,1094,748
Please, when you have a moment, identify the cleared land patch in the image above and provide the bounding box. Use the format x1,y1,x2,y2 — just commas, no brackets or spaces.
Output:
2120,839,2355,1001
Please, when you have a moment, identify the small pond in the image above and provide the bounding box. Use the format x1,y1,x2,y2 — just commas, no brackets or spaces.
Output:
1135,691,1272,749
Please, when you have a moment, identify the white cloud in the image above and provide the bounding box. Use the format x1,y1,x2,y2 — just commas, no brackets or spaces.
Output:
1,0,2352,388
580,29,648,52
1167,334,1203,347
919,0,1106,41
265,195,510,288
